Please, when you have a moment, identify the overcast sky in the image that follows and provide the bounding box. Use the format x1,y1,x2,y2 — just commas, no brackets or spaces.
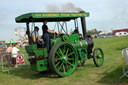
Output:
0,0,128,40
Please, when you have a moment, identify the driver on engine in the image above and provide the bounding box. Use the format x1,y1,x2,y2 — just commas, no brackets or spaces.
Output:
42,20,56,52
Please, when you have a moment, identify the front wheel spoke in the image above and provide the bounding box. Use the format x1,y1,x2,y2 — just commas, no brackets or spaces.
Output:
96,51,99,55
97,58,101,65
100,58,103,64
98,54,102,58
96,57,99,64
96,55,99,58
98,59,101,65
97,53,101,56
97,51,101,55
58,63,63,71
67,61,73,67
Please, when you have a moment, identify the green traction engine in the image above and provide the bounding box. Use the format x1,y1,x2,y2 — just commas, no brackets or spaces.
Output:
15,11,104,77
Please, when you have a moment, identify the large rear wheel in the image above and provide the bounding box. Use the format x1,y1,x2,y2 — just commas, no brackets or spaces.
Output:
49,42,78,77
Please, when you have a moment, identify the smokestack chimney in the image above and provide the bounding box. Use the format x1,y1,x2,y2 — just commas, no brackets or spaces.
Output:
80,11,87,38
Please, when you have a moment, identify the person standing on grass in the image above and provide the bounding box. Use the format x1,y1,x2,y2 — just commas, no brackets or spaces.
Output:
5,44,12,68
12,43,20,68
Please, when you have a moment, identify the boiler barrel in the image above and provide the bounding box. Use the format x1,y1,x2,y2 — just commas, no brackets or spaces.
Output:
72,40,88,49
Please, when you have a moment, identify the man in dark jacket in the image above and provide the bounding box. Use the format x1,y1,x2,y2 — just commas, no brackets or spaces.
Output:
42,20,56,52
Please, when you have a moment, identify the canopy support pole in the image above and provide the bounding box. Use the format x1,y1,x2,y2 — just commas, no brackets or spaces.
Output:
26,22,33,44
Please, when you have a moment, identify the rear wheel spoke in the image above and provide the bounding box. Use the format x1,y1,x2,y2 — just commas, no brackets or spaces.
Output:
55,61,61,67
59,48,64,56
58,63,63,71
66,63,68,71
66,49,69,55
67,61,74,67
56,52,61,57
63,45,66,54
67,52,74,57
68,58,74,60
63,64,66,73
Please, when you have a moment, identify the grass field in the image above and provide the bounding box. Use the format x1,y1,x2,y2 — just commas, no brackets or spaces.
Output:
0,36,128,85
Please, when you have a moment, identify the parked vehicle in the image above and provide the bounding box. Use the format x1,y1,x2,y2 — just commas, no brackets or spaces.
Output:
15,11,104,77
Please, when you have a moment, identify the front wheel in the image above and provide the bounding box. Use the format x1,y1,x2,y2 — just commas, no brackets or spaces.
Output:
93,48,104,67
49,42,78,77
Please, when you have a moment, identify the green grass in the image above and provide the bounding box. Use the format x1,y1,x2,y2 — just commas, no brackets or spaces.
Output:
0,36,128,85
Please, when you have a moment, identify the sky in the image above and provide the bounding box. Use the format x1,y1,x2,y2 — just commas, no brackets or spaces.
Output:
0,0,128,40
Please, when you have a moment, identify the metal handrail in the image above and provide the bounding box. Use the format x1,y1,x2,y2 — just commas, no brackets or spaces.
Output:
120,48,128,79
0,52,29,75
